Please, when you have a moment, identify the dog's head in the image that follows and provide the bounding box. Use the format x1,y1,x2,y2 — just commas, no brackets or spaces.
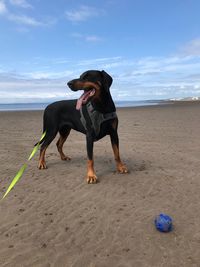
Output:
67,70,113,110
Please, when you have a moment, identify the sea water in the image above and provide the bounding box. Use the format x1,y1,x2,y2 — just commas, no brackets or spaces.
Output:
0,100,162,111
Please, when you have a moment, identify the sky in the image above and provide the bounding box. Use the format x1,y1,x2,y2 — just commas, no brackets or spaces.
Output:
0,0,200,103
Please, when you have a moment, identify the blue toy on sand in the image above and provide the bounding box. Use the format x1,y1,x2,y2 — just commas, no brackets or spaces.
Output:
155,213,173,232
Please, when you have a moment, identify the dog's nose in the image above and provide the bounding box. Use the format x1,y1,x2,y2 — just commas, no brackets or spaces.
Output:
67,81,73,88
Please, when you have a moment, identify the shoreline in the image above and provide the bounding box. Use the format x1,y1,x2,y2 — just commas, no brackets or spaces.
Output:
0,99,199,113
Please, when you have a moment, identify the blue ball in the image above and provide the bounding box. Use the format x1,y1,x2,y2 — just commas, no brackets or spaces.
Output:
155,213,173,232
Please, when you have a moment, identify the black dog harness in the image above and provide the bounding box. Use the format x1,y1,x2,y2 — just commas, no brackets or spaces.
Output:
80,102,117,137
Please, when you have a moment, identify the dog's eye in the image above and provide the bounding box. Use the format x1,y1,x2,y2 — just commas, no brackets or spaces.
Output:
80,73,89,80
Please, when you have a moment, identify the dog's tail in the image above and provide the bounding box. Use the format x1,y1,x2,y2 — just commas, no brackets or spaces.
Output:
34,139,43,147
34,130,47,147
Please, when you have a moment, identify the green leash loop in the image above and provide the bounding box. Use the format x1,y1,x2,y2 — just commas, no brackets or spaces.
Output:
2,131,46,199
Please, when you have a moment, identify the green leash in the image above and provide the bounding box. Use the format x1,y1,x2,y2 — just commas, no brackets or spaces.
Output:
2,131,46,199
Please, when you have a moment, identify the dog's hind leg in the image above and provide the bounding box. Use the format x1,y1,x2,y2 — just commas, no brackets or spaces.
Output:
110,132,128,174
56,128,71,161
38,147,48,169
38,129,58,169
110,120,128,174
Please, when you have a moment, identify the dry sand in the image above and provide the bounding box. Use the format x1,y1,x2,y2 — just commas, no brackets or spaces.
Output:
0,102,200,267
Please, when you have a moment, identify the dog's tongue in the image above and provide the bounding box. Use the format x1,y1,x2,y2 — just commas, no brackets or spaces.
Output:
76,89,95,110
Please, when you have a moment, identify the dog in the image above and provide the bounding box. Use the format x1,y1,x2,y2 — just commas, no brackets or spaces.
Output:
38,70,128,183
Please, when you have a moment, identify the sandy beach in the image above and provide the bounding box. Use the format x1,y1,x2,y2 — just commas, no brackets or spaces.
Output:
0,101,200,267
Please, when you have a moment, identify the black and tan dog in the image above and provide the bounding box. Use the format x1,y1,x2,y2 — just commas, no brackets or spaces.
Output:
38,70,128,183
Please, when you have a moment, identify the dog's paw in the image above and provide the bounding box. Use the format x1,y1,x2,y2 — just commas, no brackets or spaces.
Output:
117,164,128,174
61,155,71,161
38,161,47,170
87,174,98,184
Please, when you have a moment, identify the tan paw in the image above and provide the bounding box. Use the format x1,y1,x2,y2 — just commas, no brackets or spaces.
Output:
61,155,71,161
117,164,128,174
38,161,47,170
87,174,98,184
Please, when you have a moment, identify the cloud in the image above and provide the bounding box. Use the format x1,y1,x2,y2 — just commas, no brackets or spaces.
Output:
71,32,103,43
85,35,103,42
1,43,200,103
24,70,74,80
0,0,55,27
76,57,123,66
8,14,56,27
0,0,7,14
65,5,101,22
9,0,33,9
180,38,200,56
8,13,45,26
0,72,79,103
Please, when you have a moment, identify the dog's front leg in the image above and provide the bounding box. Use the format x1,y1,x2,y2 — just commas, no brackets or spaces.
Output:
86,134,97,184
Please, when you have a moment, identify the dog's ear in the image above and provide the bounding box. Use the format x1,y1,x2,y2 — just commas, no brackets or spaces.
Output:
101,70,113,92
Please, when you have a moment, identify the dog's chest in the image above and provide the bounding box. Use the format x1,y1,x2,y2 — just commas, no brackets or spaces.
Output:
80,102,117,138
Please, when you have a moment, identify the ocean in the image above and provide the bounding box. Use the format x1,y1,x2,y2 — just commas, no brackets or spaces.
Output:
0,100,163,111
